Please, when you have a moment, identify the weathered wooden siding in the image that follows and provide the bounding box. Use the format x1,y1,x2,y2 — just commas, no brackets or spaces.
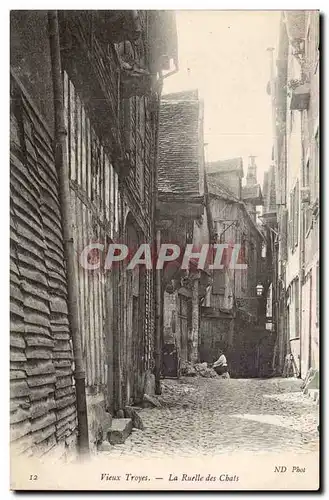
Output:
209,197,262,317
202,191,265,376
60,11,158,410
10,74,77,459
10,9,175,459
178,294,189,362
121,94,155,386
144,269,155,371
125,95,154,220
64,72,120,393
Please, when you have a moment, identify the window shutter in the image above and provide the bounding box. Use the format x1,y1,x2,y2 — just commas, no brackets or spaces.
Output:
122,98,132,152
305,205,313,235
316,262,319,325
131,96,137,167
314,130,319,200
281,208,288,261
288,192,293,250
295,279,300,337
295,180,299,248
212,270,226,295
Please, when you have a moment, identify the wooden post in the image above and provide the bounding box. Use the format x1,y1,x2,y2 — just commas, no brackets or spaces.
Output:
113,263,122,413
190,275,200,363
152,80,163,396
155,228,162,395
48,11,89,456
105,269,114,413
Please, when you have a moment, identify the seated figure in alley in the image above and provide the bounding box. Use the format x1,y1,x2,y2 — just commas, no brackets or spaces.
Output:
212,349,230,379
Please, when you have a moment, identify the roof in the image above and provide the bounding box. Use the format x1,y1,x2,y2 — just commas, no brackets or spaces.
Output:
158,90,204,196
207,178,239,202
207,157,244,177
206,176,264,240
242,184,264,205
162,90,199,101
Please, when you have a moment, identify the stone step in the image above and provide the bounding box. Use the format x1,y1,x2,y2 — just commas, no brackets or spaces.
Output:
106,418,132,445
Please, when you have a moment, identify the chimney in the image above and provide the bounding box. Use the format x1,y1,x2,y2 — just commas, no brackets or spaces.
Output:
241,156,264,217
246,155,258,186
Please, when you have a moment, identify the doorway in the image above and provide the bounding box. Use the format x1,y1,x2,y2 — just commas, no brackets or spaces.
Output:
125,214,145,404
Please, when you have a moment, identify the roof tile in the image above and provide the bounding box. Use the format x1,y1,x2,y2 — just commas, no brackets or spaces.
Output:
158,91,203,196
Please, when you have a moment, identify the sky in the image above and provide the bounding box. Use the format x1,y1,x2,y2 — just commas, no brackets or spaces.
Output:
163,10,281,187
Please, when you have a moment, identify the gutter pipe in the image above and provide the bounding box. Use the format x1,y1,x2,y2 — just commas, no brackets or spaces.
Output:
48,11,90,456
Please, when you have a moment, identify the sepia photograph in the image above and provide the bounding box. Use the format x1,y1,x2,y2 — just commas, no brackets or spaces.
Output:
9,8,320,491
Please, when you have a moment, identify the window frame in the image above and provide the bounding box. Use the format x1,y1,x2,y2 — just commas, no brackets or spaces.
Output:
289,181,299,252
316,262,319,327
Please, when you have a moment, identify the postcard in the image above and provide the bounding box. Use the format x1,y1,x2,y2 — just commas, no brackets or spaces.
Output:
10,9,320,491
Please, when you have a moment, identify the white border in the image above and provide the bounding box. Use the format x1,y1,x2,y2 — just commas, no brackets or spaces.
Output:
2,3,326,498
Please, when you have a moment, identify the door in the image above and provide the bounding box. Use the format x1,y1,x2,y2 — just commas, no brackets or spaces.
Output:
179,295,188,362
125,219,138,404
132,295,139,399
126,261,140,404
106,260,122,413
125,215,145,404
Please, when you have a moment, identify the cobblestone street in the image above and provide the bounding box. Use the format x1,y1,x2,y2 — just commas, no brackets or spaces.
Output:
105,377,319,458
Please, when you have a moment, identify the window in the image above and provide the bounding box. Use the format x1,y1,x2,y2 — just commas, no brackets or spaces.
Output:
171,310,176,333
135,97,145,202
305,205,313,237
314,128,319,199
289,110,294,134
288,191,293,249
281,208,288,261
314,13,320,74
212,270,225,295
295,279,300,338
289,279,300,340
295,181,299,248
305,19,311,76
316,262,319,326
122,98,132,152
303,158,312,237
289,181,299,251
241,238,248,292
305,159,310,187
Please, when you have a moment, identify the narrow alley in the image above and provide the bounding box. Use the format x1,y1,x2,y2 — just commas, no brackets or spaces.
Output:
102,377,319,458
9,10,320,491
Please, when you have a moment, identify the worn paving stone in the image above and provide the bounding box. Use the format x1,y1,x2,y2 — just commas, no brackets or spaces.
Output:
99,377,319,458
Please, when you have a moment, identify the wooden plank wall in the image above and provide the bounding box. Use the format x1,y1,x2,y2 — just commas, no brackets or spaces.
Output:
10,76,77,459
126,95,154,219
123,96,155,378
64,12,157,391
64,72,119,392
144,269,154,371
